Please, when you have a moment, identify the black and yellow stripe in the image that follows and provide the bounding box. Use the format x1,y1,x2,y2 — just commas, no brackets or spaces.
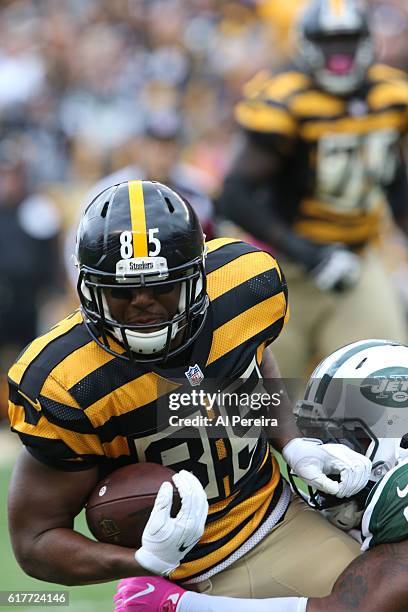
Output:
205,239,288,370
294,199,385,246
235,64,408,245
172,449,282,581
8,238,288,577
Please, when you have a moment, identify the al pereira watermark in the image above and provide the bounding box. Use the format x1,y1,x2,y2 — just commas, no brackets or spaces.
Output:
168,413,279,428
165,388,281,431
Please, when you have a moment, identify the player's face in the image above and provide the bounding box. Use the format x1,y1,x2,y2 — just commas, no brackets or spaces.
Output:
104,284,181,333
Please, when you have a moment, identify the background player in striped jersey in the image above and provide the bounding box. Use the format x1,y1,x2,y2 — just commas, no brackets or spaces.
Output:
217,0,408,381
115,339,408,611
8,180,370,597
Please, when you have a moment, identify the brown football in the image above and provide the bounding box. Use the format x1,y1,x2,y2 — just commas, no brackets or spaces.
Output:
85,463,181,548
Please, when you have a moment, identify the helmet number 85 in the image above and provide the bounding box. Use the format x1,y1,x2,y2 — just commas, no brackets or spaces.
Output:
120,228,161,258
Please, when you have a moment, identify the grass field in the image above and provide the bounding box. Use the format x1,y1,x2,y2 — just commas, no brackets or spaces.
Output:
0,458,116,612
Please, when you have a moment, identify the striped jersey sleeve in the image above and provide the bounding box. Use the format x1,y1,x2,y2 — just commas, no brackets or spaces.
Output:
8,311,105,470
235,70,311,137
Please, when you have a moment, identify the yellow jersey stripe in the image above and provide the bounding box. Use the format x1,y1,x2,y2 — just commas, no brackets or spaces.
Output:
9,404,103,455
368,82,408,110
300,111,407,140
207,292,287,365
85,373,180,427
205,237,241,254
8,312,84,385
42,377,81,409
51,342,116,390
256,342,266,366
128,180,148,257
263,72,311,100
368,64,408,82
290,91,345,116
102,436,132,459
173,464,280,579
215,439,227,460
223,476,231,498
300,199,384,223
207,491,240,515
236,101,297,135
294,218,381,243
207,251,277,302
243,71,310,101
242,70,271,98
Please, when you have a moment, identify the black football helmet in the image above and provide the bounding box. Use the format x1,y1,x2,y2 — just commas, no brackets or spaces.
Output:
75,180,209,362
297,0,373,95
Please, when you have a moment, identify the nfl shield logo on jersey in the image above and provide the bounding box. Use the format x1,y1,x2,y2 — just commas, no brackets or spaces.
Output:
185,364,204,386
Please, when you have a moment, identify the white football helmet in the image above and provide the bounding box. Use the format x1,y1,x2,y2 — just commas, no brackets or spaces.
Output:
292,339,408,529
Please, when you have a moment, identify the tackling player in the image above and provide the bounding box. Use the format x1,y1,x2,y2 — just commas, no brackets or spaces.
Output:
114,340,408,611
8,181,369,595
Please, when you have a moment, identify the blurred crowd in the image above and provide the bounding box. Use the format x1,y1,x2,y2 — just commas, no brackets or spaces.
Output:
1,0,408,418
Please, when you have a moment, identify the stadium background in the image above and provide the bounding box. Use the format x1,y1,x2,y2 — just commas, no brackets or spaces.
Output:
1,0,408,609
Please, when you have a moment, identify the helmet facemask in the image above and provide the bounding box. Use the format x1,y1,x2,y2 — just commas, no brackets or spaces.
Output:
288,339,408,526
297,0,374,95
78,255,208,363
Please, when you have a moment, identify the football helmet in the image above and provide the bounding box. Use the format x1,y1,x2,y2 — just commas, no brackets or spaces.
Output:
290,339,408,528
75,180,209,362
297,0,374,95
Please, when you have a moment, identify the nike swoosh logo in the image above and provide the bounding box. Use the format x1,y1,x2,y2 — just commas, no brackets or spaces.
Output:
18,390,42,412
397,484,408,498
124,583,155,602
179,543,189,552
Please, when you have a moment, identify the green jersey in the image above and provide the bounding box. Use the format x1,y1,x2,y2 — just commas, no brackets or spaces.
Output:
361,458,408,551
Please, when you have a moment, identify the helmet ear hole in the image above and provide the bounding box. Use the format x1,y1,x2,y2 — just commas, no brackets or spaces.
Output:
164,197,175,213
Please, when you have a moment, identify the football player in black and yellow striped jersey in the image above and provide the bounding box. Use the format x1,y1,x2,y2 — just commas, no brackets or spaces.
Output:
7,180,367,596
218,0,408,379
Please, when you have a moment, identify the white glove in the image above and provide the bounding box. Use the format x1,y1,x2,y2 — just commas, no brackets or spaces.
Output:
282,438,372,497
311,246,361,292
135,470,208,576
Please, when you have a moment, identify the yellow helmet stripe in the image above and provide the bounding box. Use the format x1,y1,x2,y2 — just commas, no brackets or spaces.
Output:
128,180,148,257
330,0,344,16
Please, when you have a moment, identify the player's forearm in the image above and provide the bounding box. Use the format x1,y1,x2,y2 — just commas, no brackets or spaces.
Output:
260,348,303,450
19,528,151,585
218,174,329,268
308,542,408,612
